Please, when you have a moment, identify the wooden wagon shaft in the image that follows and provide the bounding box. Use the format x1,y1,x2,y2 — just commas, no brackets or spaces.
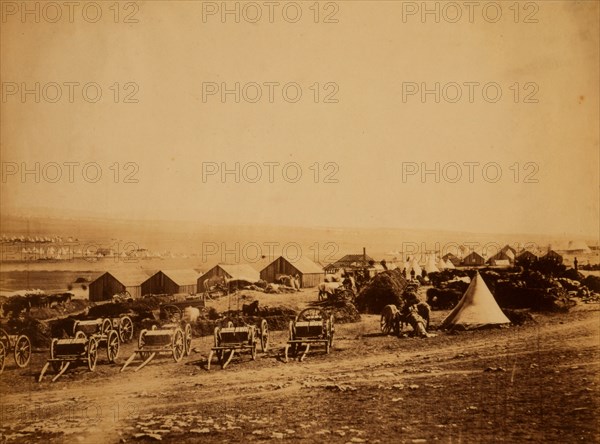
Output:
120,352,138,372
207,350,214,370
51,362,70,382
134,352,156,372
38,362,51,382
299,343,311,362
222,349,235,369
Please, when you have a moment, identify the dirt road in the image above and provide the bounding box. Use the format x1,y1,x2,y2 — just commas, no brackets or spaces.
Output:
1,304,598,443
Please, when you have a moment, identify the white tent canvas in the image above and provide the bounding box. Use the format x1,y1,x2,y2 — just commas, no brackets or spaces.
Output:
404,258,422,277
436,258,447,270
441,272,510,330
424,255,440,274
445,259,456,269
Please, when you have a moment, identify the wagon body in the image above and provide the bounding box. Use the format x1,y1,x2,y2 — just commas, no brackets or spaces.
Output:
294,321,326,339
39,319,120,382
285,308,334,362
38,332,101,382
0,328,32,372
74,320,103,336
53,338,88,357
120,317,192,372
207,319,269,370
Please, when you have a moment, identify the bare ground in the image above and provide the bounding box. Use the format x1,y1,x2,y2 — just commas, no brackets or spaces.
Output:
0,292,598,444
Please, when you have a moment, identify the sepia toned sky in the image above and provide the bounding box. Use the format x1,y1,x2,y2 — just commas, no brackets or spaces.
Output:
1,1,598,237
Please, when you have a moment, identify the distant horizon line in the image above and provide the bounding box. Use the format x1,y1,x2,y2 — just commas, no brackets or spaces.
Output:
1,206,598,241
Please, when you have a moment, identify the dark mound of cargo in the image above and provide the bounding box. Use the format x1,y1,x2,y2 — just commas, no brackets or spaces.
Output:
582,275,600,292
355,269,408,314
501,309,536,326
1,317,53,348
329,301,361,323
193,304,298,337
492,271,575,312
426,287,463,310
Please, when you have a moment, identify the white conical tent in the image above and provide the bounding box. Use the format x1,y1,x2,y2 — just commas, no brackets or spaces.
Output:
440,272,510,330
409,258,422,276
424,255,440,274
436,258,447,270
445,259,456,269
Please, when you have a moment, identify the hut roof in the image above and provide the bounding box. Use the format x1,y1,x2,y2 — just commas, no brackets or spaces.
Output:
104,269,151,287
161,269,199,286
218,264,260,282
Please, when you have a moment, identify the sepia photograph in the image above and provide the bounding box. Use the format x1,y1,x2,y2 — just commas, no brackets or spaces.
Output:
0,1,599,442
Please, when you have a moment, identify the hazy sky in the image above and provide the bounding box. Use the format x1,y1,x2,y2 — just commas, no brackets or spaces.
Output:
1,1,598,237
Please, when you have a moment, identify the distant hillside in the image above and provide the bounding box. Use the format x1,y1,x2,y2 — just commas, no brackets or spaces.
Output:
2,211,597,263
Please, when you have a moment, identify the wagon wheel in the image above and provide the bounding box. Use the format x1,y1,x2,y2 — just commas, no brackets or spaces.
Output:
75,331,87,340
118,316,134,343
0,341,5,374
172,328,185,363
14,335,31,368
380,312,393,335
50,339,62,373
184,324,192,357
288,321,297,357
259,319,269,353
87,337,98,371
393,316,401,337
328,315,335,348
101,318,112,335
0,328,10,349
72,321,80,336
226,321,234,328
213,327,223,364
297,307,325,322
251,341,257,361
106,330,120,363
162,305,182,322
138,330,151,360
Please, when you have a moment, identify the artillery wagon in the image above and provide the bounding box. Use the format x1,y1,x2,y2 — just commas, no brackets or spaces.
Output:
108,315,134,343
38,318,120,382
284,308,334,362
120,305,192,372
0,328,32,374
207,319,269,369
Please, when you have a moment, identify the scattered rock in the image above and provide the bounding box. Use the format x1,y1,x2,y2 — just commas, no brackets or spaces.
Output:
190,428,211,434
133,433,162,441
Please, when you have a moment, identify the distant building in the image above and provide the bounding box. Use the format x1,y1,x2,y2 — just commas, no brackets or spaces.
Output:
442,253,461,267
260,256,325,288
89,270,150,302
516,250,538,266
488,251,514,266
500,245,517,257
462,252,485,266
542,250,563,264
565,240,591,254
142,269,199,296
326,249,374,274
197,264,260,289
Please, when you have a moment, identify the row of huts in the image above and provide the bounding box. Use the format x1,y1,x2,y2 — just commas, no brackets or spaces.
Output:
446,246,563,267
89,255,326,302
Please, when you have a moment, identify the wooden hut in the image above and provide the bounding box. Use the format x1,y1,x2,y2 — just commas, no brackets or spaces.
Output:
88,270,149,302
260,256,324,288
142,269,199,296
